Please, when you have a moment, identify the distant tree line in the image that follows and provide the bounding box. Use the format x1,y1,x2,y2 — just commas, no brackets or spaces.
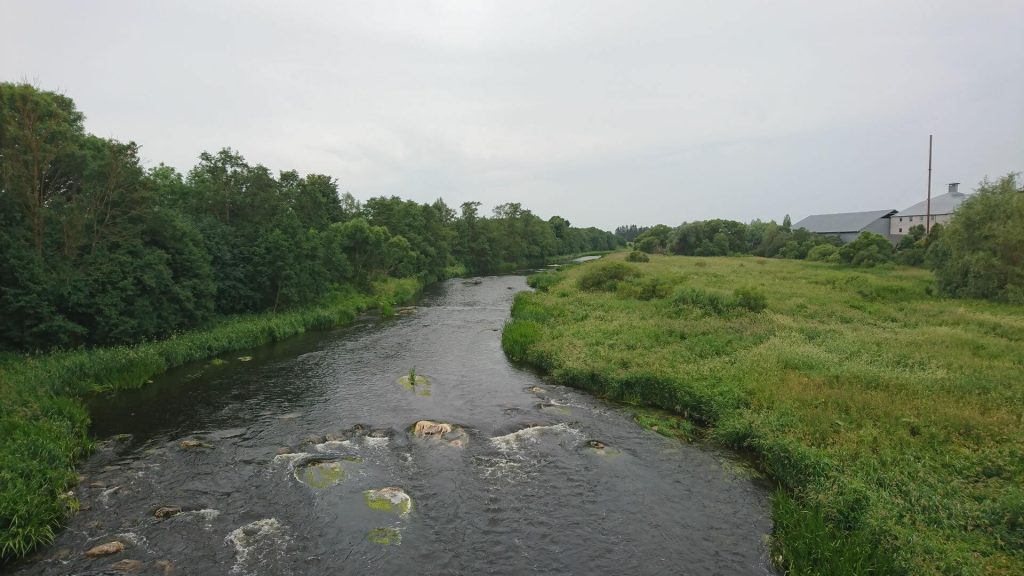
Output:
0,83,621,351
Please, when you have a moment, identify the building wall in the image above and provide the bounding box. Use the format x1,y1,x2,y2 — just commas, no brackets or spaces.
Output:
890,213,954,236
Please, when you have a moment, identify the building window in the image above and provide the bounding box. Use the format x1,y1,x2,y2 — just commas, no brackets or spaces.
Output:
899,228,903,233
899,217,903,222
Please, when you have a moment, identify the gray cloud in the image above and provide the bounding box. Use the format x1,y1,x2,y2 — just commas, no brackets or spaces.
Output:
2,0,1021,228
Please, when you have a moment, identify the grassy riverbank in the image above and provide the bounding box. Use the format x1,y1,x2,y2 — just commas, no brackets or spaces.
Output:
503,255,1023,575
0,278,418,562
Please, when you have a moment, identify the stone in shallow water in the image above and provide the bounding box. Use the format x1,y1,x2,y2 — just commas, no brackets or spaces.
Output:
364,487,412,516
294,458,352,488
237,355,253,362
367,527,402,545
224,518,290,575
153,506,181,519
84,541,124,557
109,558,144,573
398,374,431,396
179,439,212,450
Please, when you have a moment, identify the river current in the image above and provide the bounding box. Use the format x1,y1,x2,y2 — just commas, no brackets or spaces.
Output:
11,277,774,575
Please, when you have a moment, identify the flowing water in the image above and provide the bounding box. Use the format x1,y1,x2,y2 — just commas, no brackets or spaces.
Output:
11,277,775,575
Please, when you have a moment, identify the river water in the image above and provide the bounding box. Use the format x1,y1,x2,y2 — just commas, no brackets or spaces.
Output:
11,277,774,575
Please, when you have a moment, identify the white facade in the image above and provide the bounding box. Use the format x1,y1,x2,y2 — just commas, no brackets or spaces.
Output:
890,213,955,235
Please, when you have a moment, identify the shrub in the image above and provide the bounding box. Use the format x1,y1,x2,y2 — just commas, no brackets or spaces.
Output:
670,286,734,314
527,271,564,292
626,250,650,263
617,275,673,300
733,286,768,312
807,244,839,262
838,232,893,267
577,262,641,292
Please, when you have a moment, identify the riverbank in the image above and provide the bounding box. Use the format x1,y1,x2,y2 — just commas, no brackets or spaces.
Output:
502,255,1023,575
0,278,418,562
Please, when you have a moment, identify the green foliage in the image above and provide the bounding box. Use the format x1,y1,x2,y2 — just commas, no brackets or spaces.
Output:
626,250,650,262
503,253,1024,574
617,275,673,301
838,232,893,267
806,244,839,262
733,286,768,312
930,174,1024,302
527,270,565,292
772,491,900,576
577,262,642,292
0,83,619,353
670,286,735,314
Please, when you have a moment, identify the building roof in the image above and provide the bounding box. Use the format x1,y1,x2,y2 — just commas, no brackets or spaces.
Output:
793,209,896,234
897,191,968,216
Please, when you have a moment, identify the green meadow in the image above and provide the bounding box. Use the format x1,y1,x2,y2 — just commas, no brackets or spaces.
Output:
0,279,418,562
503,255,1023,575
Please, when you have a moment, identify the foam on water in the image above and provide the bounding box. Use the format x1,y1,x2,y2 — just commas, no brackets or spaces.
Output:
225,518,291,575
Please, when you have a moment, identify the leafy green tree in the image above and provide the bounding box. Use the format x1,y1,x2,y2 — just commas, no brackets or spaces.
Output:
930,174,1024,302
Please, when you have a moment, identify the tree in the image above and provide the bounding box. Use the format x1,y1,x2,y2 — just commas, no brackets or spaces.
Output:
930,174,1024,302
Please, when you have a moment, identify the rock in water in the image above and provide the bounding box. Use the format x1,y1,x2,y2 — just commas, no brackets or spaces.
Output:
109,558,144,573
179,439,212,449
84,541,124,557
364,487,412,516
153,506,181,519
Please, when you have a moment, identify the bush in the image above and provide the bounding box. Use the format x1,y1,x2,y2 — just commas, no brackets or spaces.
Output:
670,286,734,315
626,250,650,262
527,270,564,292
838,232,893,267
577,262,642,292
733,286,768,312
930,174,1024,302
807,244,839,262
617,275,673,300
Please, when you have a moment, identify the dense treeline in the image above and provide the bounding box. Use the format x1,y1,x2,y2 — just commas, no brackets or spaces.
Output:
629,218,842,259
0,83,620,351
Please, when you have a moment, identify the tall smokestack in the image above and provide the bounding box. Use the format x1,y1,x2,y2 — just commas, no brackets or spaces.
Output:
948,182,960,194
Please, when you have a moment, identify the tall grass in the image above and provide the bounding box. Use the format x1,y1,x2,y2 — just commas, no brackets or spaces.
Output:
502,254,1024,575
0,278,419,563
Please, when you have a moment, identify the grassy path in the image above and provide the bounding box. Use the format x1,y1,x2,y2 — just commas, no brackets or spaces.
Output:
502,255,1023,575
0,279,418,562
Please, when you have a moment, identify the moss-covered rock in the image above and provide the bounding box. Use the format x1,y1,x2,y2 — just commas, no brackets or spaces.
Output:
364,487,412,516
367,527,402,546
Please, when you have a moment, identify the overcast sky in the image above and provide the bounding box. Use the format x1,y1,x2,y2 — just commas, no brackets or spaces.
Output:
3,1,1022,229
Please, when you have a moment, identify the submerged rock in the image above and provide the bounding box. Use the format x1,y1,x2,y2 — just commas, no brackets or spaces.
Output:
364,487,412,516
398,374,431,396
109,558,144,573
237,356,253,362
153,506,181,519
587,440,606,450
179,439,212,450
396,306,417,315
526,386,545,394
84,541,124,557
225,518,290,575
294,458,349,489
367,527,402,546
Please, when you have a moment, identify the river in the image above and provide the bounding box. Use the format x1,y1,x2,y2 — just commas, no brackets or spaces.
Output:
10,277,775,575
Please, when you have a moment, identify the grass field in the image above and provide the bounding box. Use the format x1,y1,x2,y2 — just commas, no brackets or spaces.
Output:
0,278,419,563
503,254,1023,575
